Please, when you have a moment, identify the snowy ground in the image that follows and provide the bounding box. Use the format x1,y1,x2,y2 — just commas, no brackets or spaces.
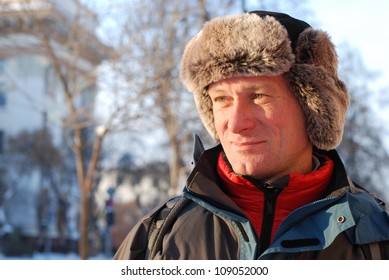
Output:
0,252,112,260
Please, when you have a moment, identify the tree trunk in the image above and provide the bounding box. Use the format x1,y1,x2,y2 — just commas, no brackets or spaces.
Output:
78,132,106,259
169,138,181,193
79,188,90,259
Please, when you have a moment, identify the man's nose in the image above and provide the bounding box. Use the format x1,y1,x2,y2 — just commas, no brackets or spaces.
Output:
227,102,255,134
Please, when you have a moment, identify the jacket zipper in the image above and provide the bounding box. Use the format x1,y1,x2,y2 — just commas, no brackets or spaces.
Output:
257,183,282,256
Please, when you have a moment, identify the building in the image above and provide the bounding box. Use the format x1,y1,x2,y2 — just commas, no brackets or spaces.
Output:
0,0,112,255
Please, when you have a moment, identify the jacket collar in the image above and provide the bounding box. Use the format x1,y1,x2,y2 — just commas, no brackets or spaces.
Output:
313,147,350,196
186,144,351,199
184,144,246,216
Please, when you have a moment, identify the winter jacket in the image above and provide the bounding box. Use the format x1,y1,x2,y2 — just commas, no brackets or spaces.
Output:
114,144,389,260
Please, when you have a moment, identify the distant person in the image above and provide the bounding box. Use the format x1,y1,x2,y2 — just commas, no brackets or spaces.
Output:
114,11,389,259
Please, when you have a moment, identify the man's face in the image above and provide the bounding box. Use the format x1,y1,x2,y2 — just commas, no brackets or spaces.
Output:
208,75,313,181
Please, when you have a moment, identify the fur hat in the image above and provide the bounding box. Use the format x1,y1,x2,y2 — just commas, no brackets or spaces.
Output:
180,11,349,150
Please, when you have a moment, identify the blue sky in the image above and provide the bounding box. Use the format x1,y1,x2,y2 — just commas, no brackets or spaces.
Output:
307,0,389,88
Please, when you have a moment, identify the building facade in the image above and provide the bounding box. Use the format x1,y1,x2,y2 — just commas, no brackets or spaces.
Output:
0,0,112,255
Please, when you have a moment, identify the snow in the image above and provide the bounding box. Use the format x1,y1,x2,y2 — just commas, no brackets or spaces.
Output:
0,252,111,260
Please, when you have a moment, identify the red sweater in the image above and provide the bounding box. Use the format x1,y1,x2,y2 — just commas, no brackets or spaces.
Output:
217,152,334,243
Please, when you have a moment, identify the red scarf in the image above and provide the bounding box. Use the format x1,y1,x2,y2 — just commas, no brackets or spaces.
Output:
217,152,334,243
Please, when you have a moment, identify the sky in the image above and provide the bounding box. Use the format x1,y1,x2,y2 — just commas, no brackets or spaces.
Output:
307,0,389,89
93,0,389,89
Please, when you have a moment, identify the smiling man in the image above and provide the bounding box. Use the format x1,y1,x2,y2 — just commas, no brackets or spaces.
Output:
114,11,389,260
209,75,312,181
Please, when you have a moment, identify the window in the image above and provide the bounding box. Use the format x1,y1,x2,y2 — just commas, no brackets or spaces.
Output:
0,59,4,74
0,91,6,107
0,130,4,154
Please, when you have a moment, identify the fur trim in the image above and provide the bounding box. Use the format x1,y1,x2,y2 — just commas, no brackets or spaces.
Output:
181,12,349,150
289,28,349,150
181,13,295,94
286,64,349,150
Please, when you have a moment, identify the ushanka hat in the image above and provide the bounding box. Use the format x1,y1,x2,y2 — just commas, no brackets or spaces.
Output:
181,11,350,150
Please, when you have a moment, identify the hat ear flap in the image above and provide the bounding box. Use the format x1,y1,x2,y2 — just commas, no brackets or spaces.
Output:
295,28,338,77
289,28,350,150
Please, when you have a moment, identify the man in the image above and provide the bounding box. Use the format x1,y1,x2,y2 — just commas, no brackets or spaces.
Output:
114,11,389,259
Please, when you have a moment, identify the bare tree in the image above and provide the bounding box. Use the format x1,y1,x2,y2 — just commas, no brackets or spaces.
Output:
0,0,148,259
109,0,238,194
6,129,63,176
97,0,314,198
337,45,389,201
4,129,63,250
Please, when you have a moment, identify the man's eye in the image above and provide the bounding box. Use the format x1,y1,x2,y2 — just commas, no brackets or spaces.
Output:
213,96,228,103
253,93,265,99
